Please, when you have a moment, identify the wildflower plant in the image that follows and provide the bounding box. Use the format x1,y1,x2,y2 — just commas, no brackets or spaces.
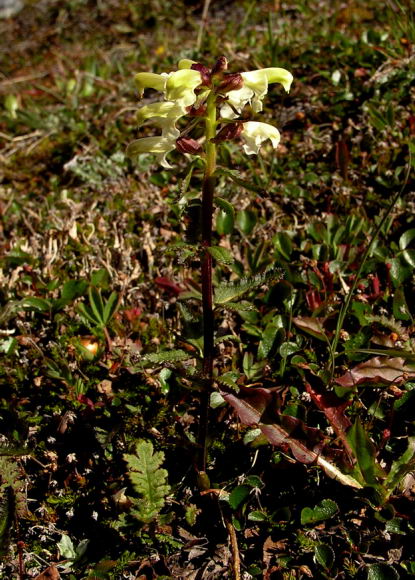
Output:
128,56,293,480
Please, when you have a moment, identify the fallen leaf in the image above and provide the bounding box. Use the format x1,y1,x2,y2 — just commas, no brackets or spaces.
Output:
335,357,415,388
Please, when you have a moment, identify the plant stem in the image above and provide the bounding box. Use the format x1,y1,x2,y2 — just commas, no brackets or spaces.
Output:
198,91,217,474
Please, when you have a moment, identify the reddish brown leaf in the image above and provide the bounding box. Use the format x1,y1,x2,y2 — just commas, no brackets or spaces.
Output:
335,357,415,388
221,387,272,425
293,317,328,341
34,566,60,580
305,381,354,461
154,276,184,296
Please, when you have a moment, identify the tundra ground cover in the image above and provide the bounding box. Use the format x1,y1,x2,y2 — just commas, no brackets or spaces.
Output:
0,1,414,578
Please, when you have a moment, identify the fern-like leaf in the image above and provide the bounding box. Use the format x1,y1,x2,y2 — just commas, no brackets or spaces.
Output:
214,268,283,305
0,488,13,557
124,440,170,523
142,349,193,365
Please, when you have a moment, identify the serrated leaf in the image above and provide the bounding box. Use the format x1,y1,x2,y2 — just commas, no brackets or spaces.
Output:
142,349,193,364
208,246,234,265
314,543,335,570
216,301,257,312
214,268,281,305
366,563,400,580
124,440,170,523
301,499,339,525
217,167,266,195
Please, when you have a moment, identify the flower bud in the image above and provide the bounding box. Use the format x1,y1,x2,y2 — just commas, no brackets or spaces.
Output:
212,122,243,143
191,63,211,87
186,103,207,117
211,56,228,76
176,137,202,154
217,73,244,94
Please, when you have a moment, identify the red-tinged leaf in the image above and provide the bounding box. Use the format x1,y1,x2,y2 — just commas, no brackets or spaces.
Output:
222,388,273,425
293,317,328,341
305,382,354,461
306,289,323,311
77,394,95,410
154,276,184,296
335,357,415,388
223,387,363,488
260,423,317,464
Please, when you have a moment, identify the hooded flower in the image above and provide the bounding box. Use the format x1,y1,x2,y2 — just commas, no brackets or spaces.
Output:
136,101,185,138
135,69,202,108
240,121,281,155
221,67,293,118
126,135,178,169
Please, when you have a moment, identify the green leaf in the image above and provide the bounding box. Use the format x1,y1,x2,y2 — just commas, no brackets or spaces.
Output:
54,279,88,310
88,287,105,325
384,437,415,494
142,349,193,364
247,510,267,522
58,534,77,560
217,301,257,312
236,209,257,235
214,268,281,305
210,392,226,409
215,197,234,217
279,341,299,358
124,440,170,523
20,297,51,312
179,161,196,199
216,209,234,235
399,228,415,250
0,338,17,356
393,287,411,321
91,268,110,288
388,257,412,287
208,246,234,265
314,543,335,570
347,419,382,486
77,302,101,326
366,563,400,580
300,499,339,525
258,324,283,360
402,249,415,268
0,489,13,557
228,485,250,509
273,232,293,260
217,167,266,194
103,291,119,324
61,279,88,302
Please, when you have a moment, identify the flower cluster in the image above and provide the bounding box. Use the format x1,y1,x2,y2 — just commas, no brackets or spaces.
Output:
127,57,293,168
